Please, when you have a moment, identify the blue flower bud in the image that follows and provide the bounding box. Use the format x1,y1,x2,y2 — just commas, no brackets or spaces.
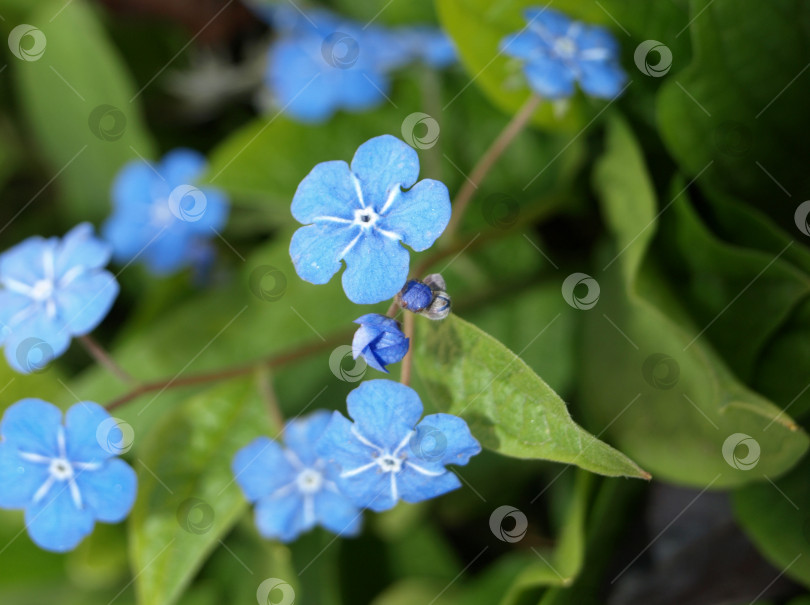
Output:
352,314,409,373
399,279,433,311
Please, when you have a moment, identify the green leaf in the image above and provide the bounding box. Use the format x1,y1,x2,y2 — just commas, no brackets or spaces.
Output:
13,0,155,221
499,471,593,604
413,314,649,478
129,375,274,605
579,112,808,487
733,453,810,589
656,0,810,214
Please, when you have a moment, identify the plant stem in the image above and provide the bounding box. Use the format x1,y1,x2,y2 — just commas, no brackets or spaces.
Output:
400,312,415,387
79,335,136,385
443,93,542,242
256,366,285,430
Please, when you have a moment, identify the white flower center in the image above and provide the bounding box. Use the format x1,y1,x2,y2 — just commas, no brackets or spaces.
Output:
376,454,403,473
151,200,176,226
49,457,74,480
354,207,379,228
296,468,324,494
553,37,577,59
29,279,55,301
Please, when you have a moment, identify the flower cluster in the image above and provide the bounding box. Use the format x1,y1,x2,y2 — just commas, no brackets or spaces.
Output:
233,381,480,541
260,6,457,122
0,400,136,552
501,8,626,99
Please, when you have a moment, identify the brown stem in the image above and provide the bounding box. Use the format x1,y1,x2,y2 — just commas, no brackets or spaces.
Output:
79,335,136,385
400,312,415,387
106,330,349,411
256,367,285,430
443,94,542,242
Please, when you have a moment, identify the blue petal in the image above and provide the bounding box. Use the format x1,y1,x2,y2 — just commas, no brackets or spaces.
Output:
360,347,388,374
315,411,376,472
409,414,481,473
397,466,461,504
254,491,309,543
354,313,396,330
75,458,137,523
0,399,62,456
525,8,574,39
111,160,155,211
523,57,576,99
578,60,627,98
0,291,32,345
232,437,296,502
379,179,451,252
346,380,422,450
283,410,332,467
341,231,409,304
335,69,390,112
352,325,381,361
0,442,50,508
338,469,396,512
55,223,111,276
0,236,49,285
102,212,155,264
500,31,545,60
576,25,620,56
56,271,119,336
185,187,229,234
64,403,117,464
140,232,195,276
160,149,207,185
290,222,360,286
25,482,95,552
4,312,71,374
350,135,420,211
374,332,409,366
291,161,361,224
314,489,362,536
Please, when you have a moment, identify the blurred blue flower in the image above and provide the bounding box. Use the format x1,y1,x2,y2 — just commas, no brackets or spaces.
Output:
398,279,434,312
265,9,402,123
0,399,137,552
352,314,409,373
0,223,118,374
103,149,229,276
500,8,626,99
317,380,480,512
394,27,457,68
290,135,451,304
232,411,362,543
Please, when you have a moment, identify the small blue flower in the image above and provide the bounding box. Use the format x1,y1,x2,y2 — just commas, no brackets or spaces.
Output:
232,411,362,543
103,149,229,276
0,399,137,552
394,27,457,68
317,380,481,512
290,135,452,304
398,279,434,312
352,314,409,373
265,10,400,123
0,223,118,374
500,8,626,99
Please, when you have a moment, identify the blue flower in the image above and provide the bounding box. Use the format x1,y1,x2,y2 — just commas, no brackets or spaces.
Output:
265,10,400,123
290,135,452,304
232,411,362,543
394,27,457,68
0,399,137,552
317,380,481,512
500,8,626,99
352,314,409,373
398,279,434,312
0,223,118,374
103,149,229,276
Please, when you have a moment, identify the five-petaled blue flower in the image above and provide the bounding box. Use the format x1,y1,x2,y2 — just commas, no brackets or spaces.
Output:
352,314,409,373
103,149,229,276
232,411,362,543
317,380,481,512
0,399,137,552
290,135,452,304
500,8,626,99
0,223,119,374
265,9,399,123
